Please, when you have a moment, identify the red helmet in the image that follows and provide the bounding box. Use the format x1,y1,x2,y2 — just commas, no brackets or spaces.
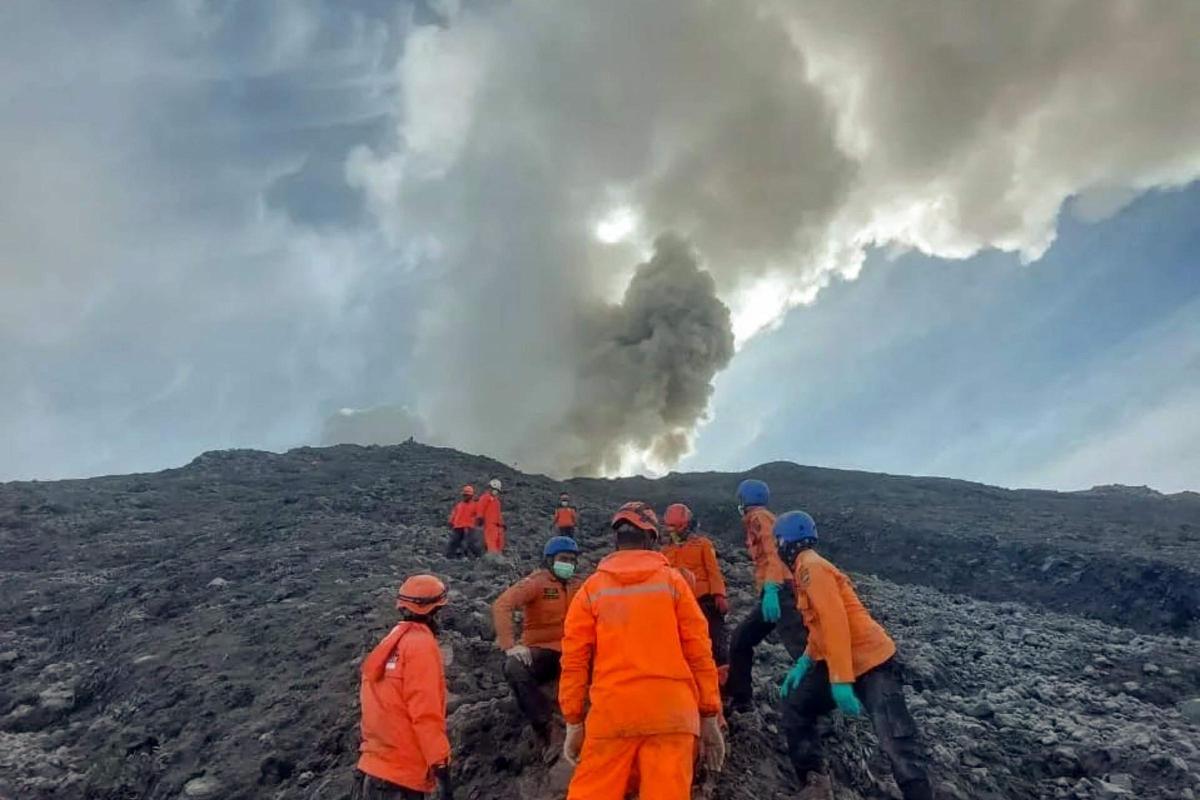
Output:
395,574,449,614
663,503,693,532
611,501,659,540
461,485,475,497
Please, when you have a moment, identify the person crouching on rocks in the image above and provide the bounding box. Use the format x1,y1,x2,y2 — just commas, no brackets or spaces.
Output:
355,574,454,800
491,536,584,760
774,511,934,800
446,485,481,559
726,479,808,713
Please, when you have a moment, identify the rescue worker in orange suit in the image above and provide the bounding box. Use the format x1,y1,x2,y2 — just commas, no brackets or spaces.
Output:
474,478,506,554
446,485,480,559
660,503,730,679
552,492,579,538
559,502,726,800
492,536,583,756
775,511,933,800
725,479,808,712
355,574,454,800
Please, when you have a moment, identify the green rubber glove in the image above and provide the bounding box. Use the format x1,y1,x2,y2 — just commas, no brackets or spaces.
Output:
761,582,782,623
779,655,813,698
831,683,863,716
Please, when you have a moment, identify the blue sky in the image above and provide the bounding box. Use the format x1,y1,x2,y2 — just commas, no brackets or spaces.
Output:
687,188,1200,491
1,1,1198,490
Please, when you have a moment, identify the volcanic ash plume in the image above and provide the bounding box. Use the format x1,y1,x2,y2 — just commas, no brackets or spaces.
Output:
557,235,734,476
343,0,1200,475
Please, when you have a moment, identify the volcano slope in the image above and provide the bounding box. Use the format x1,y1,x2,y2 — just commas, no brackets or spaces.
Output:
0,442,1198,800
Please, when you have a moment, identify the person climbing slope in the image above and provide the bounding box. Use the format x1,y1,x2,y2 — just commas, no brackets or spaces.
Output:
660,503,730,678
774,511,933,800
355,574,454,800
552,492,579,537
475,478,506,554
725,479,808,712
446,485,480,559
492,535,584,759
559,502,725,800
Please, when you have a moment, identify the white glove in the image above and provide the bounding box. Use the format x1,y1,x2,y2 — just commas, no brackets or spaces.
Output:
699,715,726,773
563,722,585,765
505,645,533,666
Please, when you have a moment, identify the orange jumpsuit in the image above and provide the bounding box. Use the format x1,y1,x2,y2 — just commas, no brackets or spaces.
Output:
660,535,726,599
448,499,477,529
560,550,720,800
492,568,583,651
475,491,505,553
554,506,579,531
358,622,450,793
792,549,896,683
743,507,790,589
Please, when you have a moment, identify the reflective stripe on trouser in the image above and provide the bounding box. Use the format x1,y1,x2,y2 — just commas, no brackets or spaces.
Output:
502,647,561,730
782,658,933,800
726,582,807,706
567,733,695,800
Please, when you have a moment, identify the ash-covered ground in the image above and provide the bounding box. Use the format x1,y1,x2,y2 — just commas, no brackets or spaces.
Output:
1,442,1199,799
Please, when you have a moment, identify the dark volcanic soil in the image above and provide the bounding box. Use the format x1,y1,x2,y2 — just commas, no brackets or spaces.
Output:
1,442,1198,800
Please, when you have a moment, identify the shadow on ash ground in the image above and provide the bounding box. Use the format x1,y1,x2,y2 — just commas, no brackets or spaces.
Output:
1,442,1199,799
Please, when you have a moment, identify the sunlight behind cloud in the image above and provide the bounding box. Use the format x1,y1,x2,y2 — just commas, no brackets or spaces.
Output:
593,205,639,244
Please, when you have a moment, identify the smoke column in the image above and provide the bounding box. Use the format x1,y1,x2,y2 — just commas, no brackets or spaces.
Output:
336,0,1200,476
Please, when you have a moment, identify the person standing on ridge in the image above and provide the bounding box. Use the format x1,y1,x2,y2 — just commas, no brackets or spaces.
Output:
660,503,730,681
475,478,506,554
775,511,933,800
725,479,807,712
492,535,584,759
446,485,480,559
559,502,726,799
552,492,579,538
355,574,454,800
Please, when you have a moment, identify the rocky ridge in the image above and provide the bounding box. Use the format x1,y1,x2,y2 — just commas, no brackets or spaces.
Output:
0,442,1198,799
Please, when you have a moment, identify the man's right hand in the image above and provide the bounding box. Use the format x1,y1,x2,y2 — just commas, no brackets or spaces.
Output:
563,722,585,765
699,715,726,772
505,645,533,666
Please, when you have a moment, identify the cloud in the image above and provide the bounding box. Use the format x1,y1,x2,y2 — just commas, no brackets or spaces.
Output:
2,0,1198,482
0,1,416,480
321,405,429,446
348,0,1200,475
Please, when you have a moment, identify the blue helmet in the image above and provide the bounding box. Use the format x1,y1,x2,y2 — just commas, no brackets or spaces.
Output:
544,535,580,558
774,510,818,544
736,478,769,508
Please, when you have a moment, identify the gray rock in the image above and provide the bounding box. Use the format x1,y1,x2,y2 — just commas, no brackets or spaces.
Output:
182,776,221,798
1180,698,1200,724
207,577,230,588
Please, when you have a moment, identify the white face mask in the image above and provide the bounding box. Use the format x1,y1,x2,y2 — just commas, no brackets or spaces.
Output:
551,561,576,580
737,504,745,517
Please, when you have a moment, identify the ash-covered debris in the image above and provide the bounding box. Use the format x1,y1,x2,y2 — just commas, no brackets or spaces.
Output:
0,442,1198,799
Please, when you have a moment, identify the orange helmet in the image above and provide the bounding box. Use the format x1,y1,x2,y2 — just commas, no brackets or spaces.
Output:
611,501,659,539
663,503,693,532
395,574,449,615
461,485,475,497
